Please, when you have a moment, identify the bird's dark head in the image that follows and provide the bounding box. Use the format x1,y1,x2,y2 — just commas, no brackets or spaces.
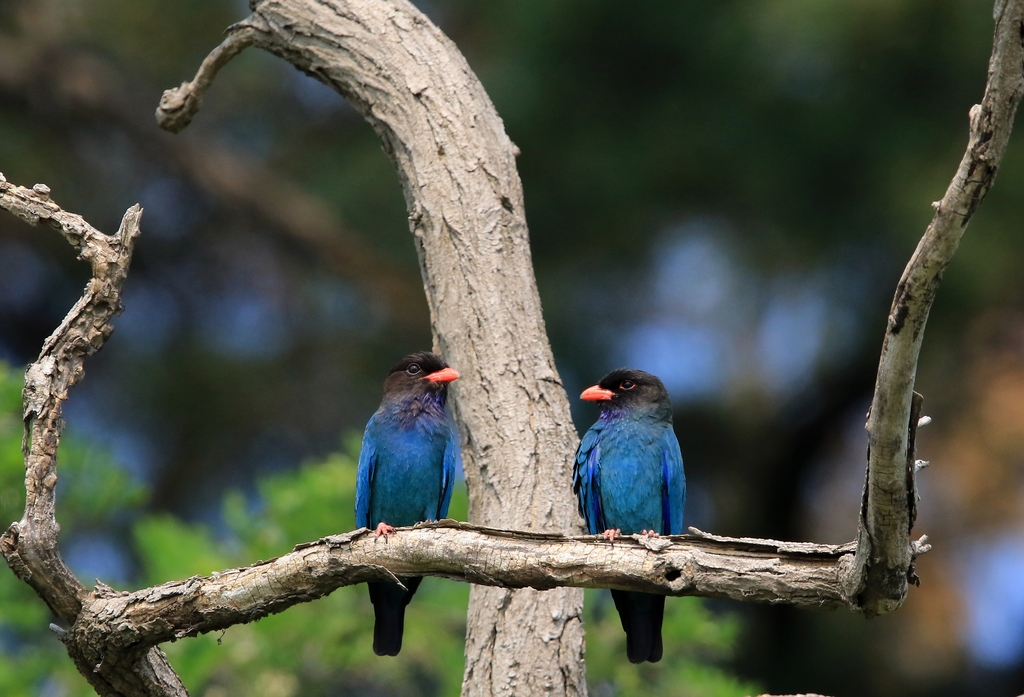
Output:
382,351,459,403
580,368,672,420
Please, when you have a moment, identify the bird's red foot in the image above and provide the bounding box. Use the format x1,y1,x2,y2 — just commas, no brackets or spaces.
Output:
640,529,661,538
374,522,396,539
601,528,621,542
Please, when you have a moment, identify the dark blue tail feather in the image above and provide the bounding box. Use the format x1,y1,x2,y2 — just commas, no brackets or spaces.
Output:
368,577,423,656
610,589,665,663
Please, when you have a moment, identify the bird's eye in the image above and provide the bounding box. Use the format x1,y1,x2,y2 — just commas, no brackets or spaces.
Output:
407,364,422,376
620,380,635,390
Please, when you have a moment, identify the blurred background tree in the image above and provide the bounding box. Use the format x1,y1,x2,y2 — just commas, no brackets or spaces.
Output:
1,0,1023,695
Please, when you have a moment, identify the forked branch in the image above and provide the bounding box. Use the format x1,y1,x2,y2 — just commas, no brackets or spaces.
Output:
1,0,1022,695
0,176,137,623
0,177,191,695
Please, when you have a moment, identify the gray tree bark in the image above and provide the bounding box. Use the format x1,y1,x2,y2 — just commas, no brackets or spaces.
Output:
163,1,588,695
853,0,1024,616
63,523,873,657
2,0,1023,695
0,178,188,695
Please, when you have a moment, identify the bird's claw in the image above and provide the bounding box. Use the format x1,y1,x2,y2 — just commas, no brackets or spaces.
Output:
374,523,396,540
601,528,621,542
640,529,660,538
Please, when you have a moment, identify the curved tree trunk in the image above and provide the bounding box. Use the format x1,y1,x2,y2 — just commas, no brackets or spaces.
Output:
4,0,1017,694
232,1,587,694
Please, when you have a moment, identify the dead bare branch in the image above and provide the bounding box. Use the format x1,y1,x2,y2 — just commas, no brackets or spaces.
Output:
0,175,135,622
1,0,1021,694
156,27,257,133
75,521,862,644
854,0,1024,616
0,176,188,696
61,520,876,678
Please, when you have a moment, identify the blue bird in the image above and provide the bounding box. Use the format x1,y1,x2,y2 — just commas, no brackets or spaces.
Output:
573,368,685,663
355,351,460,656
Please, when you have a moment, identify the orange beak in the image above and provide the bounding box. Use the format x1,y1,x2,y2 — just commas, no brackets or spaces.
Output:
580,385,614,401
425,367,460,383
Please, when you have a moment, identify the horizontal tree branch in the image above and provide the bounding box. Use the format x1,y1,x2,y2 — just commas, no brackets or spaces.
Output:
67,520,926,657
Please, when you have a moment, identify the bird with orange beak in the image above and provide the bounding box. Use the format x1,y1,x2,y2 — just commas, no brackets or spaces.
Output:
573,368,685,663
355,351,461,656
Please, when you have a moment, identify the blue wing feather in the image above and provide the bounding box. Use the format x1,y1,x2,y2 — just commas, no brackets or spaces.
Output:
587,445,606,533
660,430,686,535
573,424,606,534
355,417,378,529
437,425,459,519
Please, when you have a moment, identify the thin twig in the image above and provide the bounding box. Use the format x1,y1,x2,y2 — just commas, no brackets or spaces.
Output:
156,25,257,132
0,17,426,320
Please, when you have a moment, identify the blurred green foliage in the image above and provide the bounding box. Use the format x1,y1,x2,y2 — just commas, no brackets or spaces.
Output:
0,361,754,697
585,591,756,697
